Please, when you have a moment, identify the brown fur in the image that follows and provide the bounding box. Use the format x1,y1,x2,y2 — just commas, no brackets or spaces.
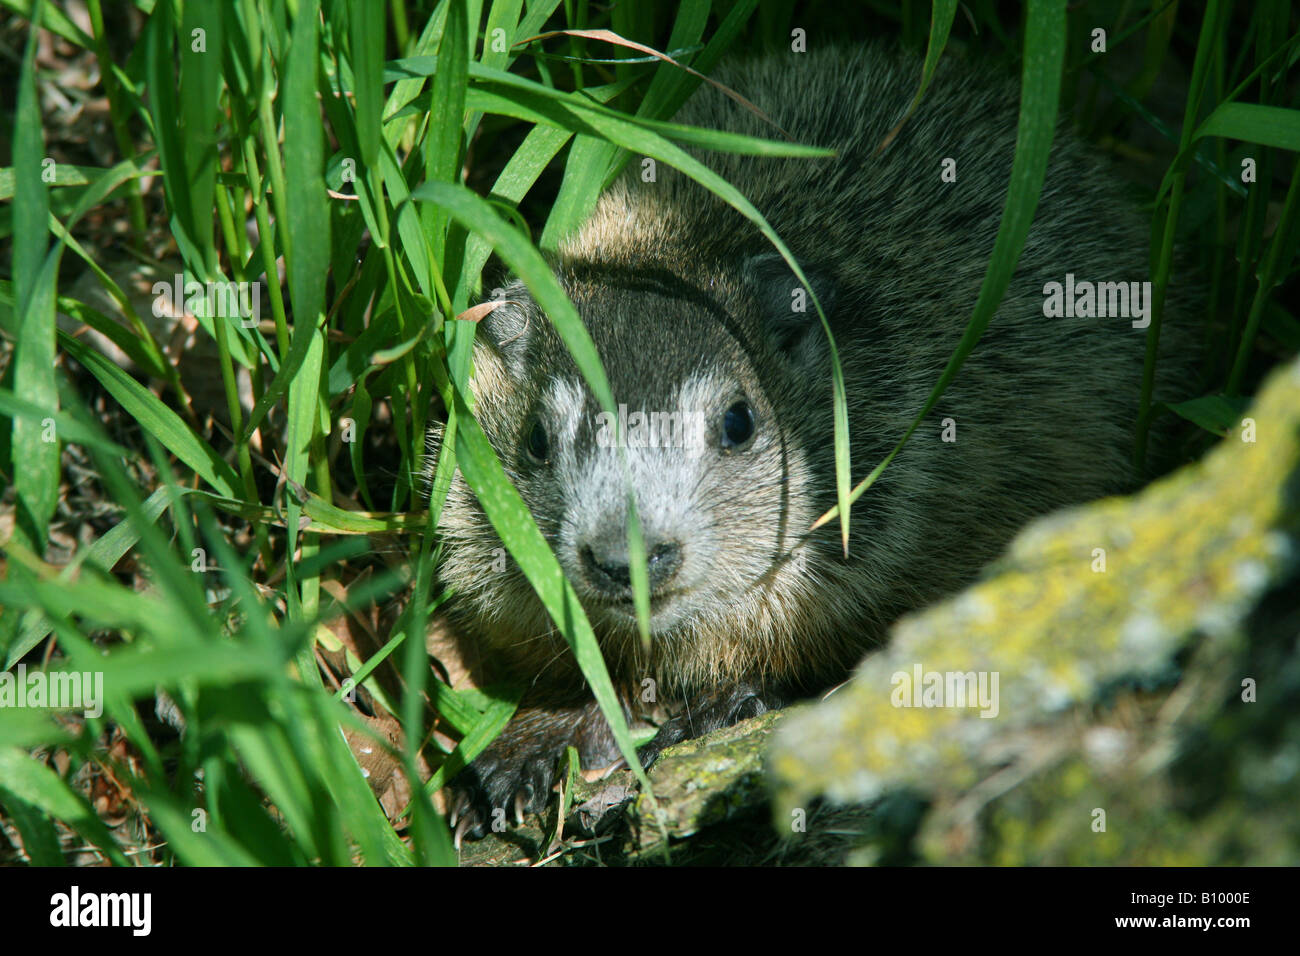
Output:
428,44,1200,840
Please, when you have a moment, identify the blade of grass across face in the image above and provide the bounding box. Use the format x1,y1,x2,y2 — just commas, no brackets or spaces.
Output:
410,182,662,647
425,72,840,376
406,183,645,777
454,71,851,550
447,391,650,789
813,0,1068,529
412,181,616,409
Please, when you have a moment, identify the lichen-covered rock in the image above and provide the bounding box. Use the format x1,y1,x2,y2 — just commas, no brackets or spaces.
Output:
617,710,784,856
772,356,1300,865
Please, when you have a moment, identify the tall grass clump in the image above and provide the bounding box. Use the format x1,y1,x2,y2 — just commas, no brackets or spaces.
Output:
0,0,1295,865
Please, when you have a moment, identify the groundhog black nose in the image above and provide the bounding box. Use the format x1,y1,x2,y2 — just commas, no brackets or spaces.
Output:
580,539,683,596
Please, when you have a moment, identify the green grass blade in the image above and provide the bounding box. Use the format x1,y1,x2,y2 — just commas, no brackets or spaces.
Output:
0,154,153,201
180,0,224,276
424,0,470,269
0,0,93,47
242,0,331,456
1153,102,1300,210
1165,394,1252,435
6,487,173,668
1197,102,1300,150
349,0,387,168
423,689,522,795
412,180,616,410
480,0,523,74
453,74,851,547
453,78,638,303
145,0,203,271
634,0,711,118
10,12,58,554
448,396,649,789
1135,0,1224,469
139,790,266,866
57,334,240,496
0,790,65,865
0,748,130,867
876,0,958,152
282,0,331,341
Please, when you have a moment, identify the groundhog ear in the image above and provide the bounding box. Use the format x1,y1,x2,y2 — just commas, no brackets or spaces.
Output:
474,285,533,367
744,252,838,362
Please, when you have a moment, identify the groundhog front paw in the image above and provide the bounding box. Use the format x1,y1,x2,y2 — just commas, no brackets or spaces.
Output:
445,701,621,845
637,683,786,769
446,743,562,846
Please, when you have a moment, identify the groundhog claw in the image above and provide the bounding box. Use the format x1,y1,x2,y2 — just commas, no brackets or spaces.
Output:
446,744,564,844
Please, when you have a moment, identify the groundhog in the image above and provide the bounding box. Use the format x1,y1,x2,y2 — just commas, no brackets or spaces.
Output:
429,43,1199,842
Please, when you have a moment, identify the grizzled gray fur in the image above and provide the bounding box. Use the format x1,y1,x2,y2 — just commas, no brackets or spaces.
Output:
428,43,1199,841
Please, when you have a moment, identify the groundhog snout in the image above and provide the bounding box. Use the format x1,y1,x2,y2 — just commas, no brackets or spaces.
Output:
578,536,684,598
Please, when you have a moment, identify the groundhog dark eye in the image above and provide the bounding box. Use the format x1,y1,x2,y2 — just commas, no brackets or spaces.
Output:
525,420,549,463
721,401,755,450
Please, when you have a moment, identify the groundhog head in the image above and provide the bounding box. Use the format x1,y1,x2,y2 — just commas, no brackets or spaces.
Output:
429,253,842,683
